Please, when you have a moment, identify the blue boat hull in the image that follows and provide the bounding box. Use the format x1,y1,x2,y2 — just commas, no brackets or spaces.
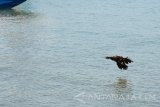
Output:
0,0,26,9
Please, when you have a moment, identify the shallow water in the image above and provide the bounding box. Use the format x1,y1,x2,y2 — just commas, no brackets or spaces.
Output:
0,0,160,107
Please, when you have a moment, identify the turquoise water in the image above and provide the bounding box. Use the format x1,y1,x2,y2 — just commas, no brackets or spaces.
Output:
0,0,160,107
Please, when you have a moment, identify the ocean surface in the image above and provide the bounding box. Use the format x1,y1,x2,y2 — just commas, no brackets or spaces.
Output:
0,0,160,107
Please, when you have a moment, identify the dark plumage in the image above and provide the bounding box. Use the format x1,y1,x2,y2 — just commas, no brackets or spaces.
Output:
106,56,133,70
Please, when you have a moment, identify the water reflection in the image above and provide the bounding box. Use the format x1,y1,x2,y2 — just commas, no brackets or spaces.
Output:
115,77,128,88
113,77,133,99
0,9,35,18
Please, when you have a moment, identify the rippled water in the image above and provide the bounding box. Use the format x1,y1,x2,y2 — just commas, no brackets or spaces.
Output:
0,0,160,107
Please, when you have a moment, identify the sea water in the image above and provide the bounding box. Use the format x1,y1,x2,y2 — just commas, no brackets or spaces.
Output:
0,0,160,107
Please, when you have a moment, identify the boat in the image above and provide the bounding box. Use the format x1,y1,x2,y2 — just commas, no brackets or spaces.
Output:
0,0,26,9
